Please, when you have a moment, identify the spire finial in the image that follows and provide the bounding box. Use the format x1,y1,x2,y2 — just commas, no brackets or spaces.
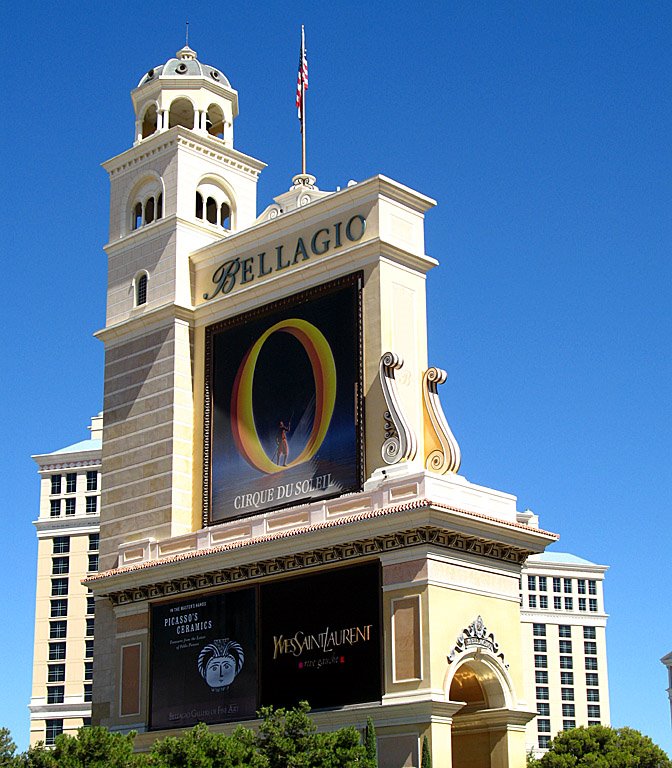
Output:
185,20,189,47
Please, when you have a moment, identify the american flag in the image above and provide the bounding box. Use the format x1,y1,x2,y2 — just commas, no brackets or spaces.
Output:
296,26,308,122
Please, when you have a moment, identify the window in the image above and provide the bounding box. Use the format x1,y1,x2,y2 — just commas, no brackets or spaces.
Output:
588,580,597,595
86,496,97,515
49,642,66,661
53,537,70,554
528,575,536,591
50,500,61,517
86,618,95,637
588,720,601,726
133,202,143,230
561,688,574,701
45,720,63,746
86,470,98,491
65,498,76,516
579,598,587,611
49,621,67,639
195,191,204,218
564,597,573,611
84,684,93,702
560,656,573,669
86,596,95,615
578,579,586,594
587,689,600,702
553,577,561,592
586,673,599,686
52,557,69,575
66,473,77,493
538,576,547,591
88,554,99,572
564,578,572,593
559,640,572,654
537,703,550,716
47,664,65,683
83,718,91,728
589,599,598,612
540,595,548,609
533,623,546,637
51,599,67,618
559,625,571,638
157,194,163,219
84,661,93,681
563,720,576,730
562,704,575,717
560,671,574,685
538,736,551,749
536,686,549,700
206,196,217,224
535,655,547,669
584,641,597,655
47,686,64,704
585,657,598,670
145,196,155,224
537,719,551,733
88,533,99,551
583,626,596,639
85,640,94,658
528,594,537,608
535,671,548,684
554,596,562,610
136,273,148,306
534,639,547,652
588,705,601,719
50,475,62,495
51,578,68,596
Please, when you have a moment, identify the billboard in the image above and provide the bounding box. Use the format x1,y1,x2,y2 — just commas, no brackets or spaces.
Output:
149,588,257,730
204,274,363,524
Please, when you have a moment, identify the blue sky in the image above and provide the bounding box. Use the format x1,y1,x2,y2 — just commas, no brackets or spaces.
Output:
1,0,670,754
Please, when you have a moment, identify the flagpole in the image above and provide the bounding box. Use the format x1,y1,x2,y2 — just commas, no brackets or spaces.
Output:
301,25,307,176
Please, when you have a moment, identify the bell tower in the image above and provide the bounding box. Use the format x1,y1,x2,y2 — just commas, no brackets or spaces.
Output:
97,46,265,571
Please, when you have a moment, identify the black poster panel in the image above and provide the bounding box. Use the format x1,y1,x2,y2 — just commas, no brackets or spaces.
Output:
150,589,257,729
207,276,362,524
259,562,382,709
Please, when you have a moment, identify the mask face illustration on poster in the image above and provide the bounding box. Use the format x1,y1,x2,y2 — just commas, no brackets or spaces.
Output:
206,276,363,523
198,638,245,690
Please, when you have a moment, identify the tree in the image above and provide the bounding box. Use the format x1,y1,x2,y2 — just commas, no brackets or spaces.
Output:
421,735,431,768
537,725,672,768
0,728,17,767
16,727,146,768
364,718,377,768
149,722,263,768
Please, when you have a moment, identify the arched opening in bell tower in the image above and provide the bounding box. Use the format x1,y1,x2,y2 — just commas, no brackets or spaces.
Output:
206,103,225,139
168,97,195,130
141,104,158,138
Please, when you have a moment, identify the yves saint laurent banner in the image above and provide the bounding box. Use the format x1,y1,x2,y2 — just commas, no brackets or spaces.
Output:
259,561,382,708
205,274,363,523
149,588,257,729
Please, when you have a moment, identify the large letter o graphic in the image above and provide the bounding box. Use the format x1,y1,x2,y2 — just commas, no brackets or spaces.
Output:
230,319,337,474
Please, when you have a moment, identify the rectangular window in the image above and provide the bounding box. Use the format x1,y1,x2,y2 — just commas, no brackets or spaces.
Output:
560,672,574,685
53,536,70,554
561,688,574,701
47,686,64,704
535,655,548,669
553,596,561,610
585,641,597,655
50,500,61,517
86,618,95,637
586,673,599,686
559,640,572,653
553,577,561,593
86,596,95,615
51,578,68,596
538,736,551,749
45,720,63,747
86,496,97,515
537,719,551,733
562,704,575,717
560,656,573,669
528,594,537,608
66,473,77,493
85,640,94,658
52,557,69,575
536,686,549,700
559,625,571,638
88,554,99,573
65,498,76,516
84,684,92,702
588,580,597,595
534,639,547,652
533,623,546,637
583,626,596,639
538,576,547,592
47,664,65,683
48,642,66,661
86,470,98,491
83,718,91,728
84,661,93,681
589,599,598,612
49,620,67,639
564,597,573,611
564,578,572,593
588,720,601,726
50,599,67,618
537,703,550,716
578,579,586,594
587,689,600,702
88,533,99,551
579,598,587,611
535,671,548,684
50,475,62,495
540,595,548,609
528,575,536,591
585,657,598,670
587,705,601,718
563,720,576,730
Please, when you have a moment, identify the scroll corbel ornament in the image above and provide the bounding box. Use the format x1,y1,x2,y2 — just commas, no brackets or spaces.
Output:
422,367,461,474
380,352,417,465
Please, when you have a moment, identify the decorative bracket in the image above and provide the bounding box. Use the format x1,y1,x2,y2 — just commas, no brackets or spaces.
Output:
447,616,508,668
380,352,417,465
422,367,461,474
